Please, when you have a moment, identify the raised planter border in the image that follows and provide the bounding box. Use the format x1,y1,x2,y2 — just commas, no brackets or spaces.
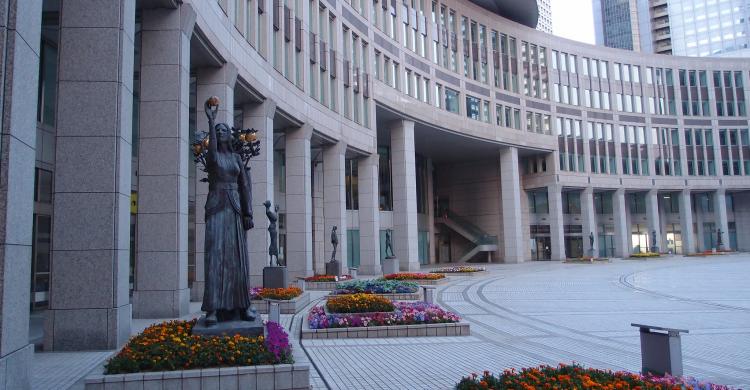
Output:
84,364,310,390
301,321,470,339
330,292,422,300
563,258,611,264
252,292,311,314
430,270,488,277
393,277,448,285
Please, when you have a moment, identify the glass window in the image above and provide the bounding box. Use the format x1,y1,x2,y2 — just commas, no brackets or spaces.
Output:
445,88,459,113
465,96,481,120
37,33,59,127
345,159,359,210
378,146,393,210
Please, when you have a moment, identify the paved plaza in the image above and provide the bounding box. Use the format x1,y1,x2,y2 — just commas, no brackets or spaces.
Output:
302,255,750,389
31,255,750,389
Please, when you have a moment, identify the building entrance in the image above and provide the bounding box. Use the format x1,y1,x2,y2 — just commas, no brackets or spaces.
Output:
530,225,551,260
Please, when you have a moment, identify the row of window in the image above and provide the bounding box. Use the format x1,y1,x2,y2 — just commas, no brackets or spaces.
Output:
528,189,735,217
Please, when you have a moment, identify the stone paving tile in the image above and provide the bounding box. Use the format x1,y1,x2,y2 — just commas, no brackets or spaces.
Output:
300,256,750,389
32,351,112,390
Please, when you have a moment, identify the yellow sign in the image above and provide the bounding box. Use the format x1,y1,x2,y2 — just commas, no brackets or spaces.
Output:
130,192,137,214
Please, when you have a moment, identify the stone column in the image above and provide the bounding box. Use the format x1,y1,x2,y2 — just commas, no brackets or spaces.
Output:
242,100,276,286
358,153,382,275
390,120,420,271
192,64,238,301
581,187,598,257
695,202,706,252
47,0,135,351
0,0,42,386
714,189,730,250
679,190,695,255
323,142,347,274
547,184,566,261
285,125,313,279
499,147,524,263
645,189,661,253
612,189,630,258
133,4,196,319
312,161,325,275
427,159,437,263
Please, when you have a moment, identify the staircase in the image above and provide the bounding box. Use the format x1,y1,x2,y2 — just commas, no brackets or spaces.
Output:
436,209,498,263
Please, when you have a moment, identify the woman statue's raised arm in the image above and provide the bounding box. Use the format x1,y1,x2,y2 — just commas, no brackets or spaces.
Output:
204,97,219,159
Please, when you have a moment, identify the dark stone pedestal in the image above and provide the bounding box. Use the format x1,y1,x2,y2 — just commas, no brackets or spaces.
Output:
325,260,341,277
263,266,288,288
192,316,264,338
382,257,399,275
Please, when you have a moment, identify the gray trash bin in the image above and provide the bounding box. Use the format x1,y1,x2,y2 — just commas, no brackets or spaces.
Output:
631,323,688,377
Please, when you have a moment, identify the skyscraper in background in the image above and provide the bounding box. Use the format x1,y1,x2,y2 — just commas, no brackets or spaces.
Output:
593,0,750,57
537,0,553,33
593,0,643,50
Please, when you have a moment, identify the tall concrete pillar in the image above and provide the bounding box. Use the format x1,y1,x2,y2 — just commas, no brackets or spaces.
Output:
133,4,196,319
0,0,42,386
427,160,437,263
323,142,348,274
547,184,566,261
312,160,325,275
242,100,275,286
695,200,706,252
581,187,598,256
47,0,135,350
679,190,695,255
390,120,420,271
499,147,524,263
358,153,382,275
192,64,238,301
645,189,661,253
612,189,630,258
285,125,313,279
714,189,730,250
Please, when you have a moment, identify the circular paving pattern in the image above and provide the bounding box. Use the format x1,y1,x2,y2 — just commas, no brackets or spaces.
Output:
302,255,750,389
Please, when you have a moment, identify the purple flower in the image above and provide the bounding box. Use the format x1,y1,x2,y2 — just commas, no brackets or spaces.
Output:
306,301,461,329
264,321,292,361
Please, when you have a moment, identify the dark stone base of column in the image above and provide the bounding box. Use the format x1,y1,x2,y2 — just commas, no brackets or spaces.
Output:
263,266,289,288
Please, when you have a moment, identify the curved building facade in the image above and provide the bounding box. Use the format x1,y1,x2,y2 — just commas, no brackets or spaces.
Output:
1,0,750,385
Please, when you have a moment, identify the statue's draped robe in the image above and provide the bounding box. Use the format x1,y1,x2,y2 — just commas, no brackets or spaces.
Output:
202,152,252,312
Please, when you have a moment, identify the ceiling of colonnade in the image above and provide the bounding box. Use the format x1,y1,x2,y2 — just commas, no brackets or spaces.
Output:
376,105,548,164
467,0,539,29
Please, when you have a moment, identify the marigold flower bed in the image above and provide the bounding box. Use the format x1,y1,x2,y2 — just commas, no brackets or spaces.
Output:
332,279,419,295
383,272,446,281
104,320,292,374
455,364,738,390
430,266,486,273
326,293,394,313
249,286,303,300
630,252,661,258
308,301,461,329
304,274,353,282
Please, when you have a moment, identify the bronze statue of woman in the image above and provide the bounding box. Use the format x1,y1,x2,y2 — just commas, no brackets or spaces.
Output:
202,97,255,326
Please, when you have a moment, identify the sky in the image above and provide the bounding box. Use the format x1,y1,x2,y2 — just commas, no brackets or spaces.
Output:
550,0,596,44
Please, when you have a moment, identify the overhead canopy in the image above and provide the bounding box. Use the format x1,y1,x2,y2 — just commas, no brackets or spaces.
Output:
467,0,539,29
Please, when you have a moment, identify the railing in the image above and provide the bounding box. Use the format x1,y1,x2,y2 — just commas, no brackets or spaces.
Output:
438,209,498,246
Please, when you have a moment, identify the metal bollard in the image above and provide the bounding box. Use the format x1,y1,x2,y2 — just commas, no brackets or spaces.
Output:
631,323,688,377
297,278,306,291
349,267,358,279
269,301,281,324
422,286,436,304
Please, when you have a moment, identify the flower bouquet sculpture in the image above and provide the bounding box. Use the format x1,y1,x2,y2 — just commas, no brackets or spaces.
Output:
192,96,262,330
